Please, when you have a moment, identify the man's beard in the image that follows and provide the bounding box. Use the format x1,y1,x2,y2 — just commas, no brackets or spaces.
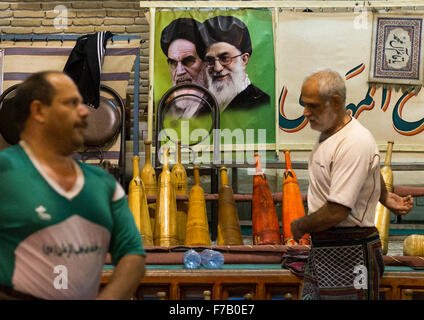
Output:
309,103,339,135
206,60,248,111
168,95,204,119
168,68,209,119
193,68,207,88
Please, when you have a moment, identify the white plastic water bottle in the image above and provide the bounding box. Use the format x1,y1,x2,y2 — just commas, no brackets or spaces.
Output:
183,249,201,269
200,249,224,269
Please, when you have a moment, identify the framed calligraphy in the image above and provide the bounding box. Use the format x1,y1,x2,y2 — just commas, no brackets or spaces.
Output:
369,14,424,87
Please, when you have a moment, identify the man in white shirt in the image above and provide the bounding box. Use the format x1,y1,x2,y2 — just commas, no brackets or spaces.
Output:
291,69,413,300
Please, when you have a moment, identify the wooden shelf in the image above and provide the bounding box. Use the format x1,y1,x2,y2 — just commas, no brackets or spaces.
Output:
101,267,424,300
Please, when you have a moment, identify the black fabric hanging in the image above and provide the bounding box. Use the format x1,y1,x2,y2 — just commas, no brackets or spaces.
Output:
63,31,113,109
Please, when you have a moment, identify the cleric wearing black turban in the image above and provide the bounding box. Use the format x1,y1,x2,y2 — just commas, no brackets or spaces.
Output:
160,18,207,87
159,18,212,119
199,15,270,112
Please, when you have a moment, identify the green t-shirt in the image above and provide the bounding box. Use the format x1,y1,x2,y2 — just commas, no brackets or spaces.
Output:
0,142,145,299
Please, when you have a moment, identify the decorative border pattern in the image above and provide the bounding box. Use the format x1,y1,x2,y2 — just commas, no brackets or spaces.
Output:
370,15,423,85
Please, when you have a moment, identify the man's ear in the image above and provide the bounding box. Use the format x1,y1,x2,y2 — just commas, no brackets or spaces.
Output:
330,94,343,110
30,100,48,123
241,53,250,66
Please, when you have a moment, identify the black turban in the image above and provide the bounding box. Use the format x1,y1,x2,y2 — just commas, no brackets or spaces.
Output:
160,18,206,60
199,16,252,56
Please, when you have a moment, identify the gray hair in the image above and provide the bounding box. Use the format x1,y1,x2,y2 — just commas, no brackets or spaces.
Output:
305,69,346,106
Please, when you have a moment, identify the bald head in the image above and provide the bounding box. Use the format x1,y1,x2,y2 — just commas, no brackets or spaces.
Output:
303,69,346,108
301,69,351,138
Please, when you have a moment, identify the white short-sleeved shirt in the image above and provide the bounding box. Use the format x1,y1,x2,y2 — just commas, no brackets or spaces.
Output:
307,117,381,227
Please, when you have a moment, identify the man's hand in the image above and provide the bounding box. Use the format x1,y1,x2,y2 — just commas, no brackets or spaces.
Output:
384,192,414,216
290,202,350,242
97,254,145,300
379,173,414,216
291,218,305,243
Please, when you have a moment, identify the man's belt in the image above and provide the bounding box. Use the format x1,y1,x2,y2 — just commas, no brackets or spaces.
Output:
311,226,380,246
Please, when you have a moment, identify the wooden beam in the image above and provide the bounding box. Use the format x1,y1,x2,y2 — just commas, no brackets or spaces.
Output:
140,1,424,9
147,8,155,142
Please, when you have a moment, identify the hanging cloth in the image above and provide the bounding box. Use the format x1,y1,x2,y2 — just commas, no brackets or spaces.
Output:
63,31,113,108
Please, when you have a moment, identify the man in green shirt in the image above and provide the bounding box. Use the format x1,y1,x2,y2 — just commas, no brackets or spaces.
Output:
0,71,145,299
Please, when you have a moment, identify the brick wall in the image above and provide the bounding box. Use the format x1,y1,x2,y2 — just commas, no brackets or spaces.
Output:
1,0,150,141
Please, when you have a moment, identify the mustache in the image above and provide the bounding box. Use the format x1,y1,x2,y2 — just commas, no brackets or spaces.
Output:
210,72,230,78
175,77,192,84
75,121,88,129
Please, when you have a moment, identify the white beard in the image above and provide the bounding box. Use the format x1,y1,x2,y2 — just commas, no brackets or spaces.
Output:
169,97,203,119
312,103,338,133
193,67,207,88
168,67,209,120
167,88,207,119
207,59,249,112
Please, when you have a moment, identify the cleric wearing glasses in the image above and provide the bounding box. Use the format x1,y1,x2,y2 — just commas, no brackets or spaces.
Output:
200,15,270,113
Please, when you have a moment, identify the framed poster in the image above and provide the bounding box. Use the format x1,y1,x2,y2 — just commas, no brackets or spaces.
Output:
369,14,424,87
154,9,275,156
